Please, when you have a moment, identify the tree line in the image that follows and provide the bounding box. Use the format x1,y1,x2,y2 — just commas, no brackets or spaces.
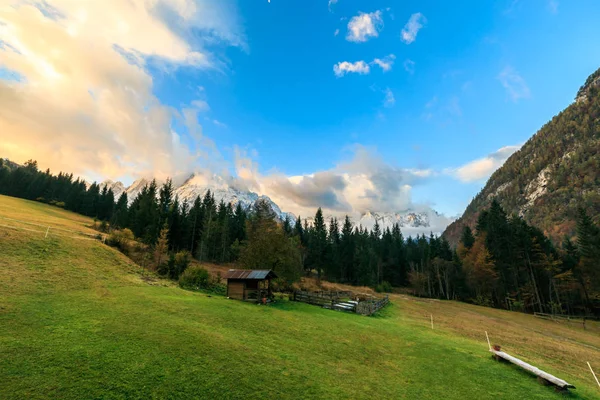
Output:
1,159,598,315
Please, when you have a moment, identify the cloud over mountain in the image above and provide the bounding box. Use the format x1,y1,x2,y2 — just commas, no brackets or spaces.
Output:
446,145,521,182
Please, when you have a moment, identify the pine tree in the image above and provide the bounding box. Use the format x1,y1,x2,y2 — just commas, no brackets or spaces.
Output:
282,215,292,236
111,192,128,228
308,208,327,279
326,217,340,280
460,226,475,249
294,216,304,243
154,224,169,272
158,179,173,226
339,216,354,283
188,196,204,257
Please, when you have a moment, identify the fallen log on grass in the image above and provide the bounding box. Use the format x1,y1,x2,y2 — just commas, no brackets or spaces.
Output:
490,346,575,390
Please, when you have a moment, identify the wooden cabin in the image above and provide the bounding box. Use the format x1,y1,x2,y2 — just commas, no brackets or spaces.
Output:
225,269,278,302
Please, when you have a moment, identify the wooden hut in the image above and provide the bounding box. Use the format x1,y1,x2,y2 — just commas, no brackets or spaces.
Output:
225,269,278,302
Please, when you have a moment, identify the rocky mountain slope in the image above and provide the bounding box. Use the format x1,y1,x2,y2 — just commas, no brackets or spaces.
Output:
444,67,600,245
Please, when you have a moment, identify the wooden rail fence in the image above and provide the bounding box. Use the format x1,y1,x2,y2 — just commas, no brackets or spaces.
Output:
533,312,599,329
293,290,389,316
356,296,390,316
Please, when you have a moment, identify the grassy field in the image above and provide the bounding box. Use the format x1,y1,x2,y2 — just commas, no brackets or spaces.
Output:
1,194,599,399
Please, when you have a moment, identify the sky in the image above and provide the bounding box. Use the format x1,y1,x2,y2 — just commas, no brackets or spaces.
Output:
1,0,600,226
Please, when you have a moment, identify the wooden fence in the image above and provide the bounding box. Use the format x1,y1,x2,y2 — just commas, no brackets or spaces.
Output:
533,312,599,329
293,290,389,316
356,296,390,316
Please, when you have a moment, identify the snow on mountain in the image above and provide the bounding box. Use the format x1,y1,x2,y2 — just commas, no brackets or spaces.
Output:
101,174,452,235
305,209,454,237
125,178,156,202
99,179,126,199
175,174,295,222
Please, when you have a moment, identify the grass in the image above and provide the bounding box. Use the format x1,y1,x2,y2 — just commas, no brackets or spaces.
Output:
1,194,599,399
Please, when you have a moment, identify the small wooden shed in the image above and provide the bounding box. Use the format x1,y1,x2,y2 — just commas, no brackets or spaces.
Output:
225,269,278,302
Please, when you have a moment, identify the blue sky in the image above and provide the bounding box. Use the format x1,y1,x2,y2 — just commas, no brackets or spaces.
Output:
152,0,600,215
2,0,600,222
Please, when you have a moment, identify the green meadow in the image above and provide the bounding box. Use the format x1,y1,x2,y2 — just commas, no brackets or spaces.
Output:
1,195,599,399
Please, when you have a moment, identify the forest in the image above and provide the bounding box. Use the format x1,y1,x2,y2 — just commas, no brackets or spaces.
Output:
1,158,598,316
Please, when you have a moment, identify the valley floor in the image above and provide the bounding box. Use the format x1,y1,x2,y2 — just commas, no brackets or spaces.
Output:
1,195,599,399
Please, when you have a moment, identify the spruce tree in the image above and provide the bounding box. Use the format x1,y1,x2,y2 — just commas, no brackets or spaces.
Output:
308,208,327,279
460,226,475,249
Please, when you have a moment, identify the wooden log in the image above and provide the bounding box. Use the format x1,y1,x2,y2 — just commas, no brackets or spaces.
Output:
490,349,575,389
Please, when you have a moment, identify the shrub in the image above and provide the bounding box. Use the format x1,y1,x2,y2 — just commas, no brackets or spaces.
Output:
107,228,134,254
178,266,227,295
178,266,210,290
375,281,393,293
98,220,109,233
173,251,191,279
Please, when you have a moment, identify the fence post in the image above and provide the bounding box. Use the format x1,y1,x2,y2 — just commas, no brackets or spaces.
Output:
588,362,600,390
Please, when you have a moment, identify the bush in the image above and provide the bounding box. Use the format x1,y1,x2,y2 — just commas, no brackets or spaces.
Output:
178,265,227,295
179,266,210,290
98,220,109,233
48,200,65,208
375,281,393,293
107,228,134,254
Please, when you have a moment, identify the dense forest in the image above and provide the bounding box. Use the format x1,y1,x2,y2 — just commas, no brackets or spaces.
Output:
1,158,599,315
445,67,600,245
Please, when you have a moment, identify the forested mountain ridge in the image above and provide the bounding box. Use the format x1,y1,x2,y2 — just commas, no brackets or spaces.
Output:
444,67,600,245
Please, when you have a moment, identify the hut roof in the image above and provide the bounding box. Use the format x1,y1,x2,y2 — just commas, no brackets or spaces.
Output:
225,269,278,280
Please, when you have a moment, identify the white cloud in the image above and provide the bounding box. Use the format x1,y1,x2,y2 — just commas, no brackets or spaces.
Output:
403,59,415,74
497,66,530,102
212,119,227,128
383,88,395,108
372,54,395,72
0,0,243,181
233,145,435,219
334,28,340,36
401,13,426,44
447,145,521,183
191,100,210,112
346,10,383,43
334,55,397,77
328,0,338,12
333,60,370,77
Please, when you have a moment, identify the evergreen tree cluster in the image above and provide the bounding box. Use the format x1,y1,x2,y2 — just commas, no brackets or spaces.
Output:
456,200,600,315
0,161,247,264
0,159,115,220
124,179,248,265
292,209,456,295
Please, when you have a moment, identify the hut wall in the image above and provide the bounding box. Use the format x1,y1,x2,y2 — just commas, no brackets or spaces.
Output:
228,280,245,300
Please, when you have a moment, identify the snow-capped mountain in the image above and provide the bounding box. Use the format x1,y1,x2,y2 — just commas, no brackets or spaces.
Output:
99,179,126,199
101,174,294,222
101,174,453,235
174,174,294,222
304,209,450,236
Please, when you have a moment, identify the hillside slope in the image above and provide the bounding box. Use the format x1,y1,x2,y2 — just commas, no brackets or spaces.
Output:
445,67,600,245
1,195,599,399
